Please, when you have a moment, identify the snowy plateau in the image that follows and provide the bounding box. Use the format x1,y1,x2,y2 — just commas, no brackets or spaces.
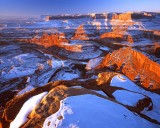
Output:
0,12,160,128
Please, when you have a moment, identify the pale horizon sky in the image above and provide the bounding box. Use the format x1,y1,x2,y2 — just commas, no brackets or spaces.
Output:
0,0,160,16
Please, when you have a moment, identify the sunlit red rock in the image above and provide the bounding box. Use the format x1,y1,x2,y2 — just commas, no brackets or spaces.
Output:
100,32,134,43
111,12,132,21
25,33,83,52
96,47,160,90
71,24,89,40
28,33,68,48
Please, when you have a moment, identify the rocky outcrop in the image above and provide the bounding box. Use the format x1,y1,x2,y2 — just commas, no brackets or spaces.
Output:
99,18,135,43
100,32,124,39
2,73,160,127
24,33,88,52
100,32,134,43
71,24,89,40
1,69,160,127
1,80,105,127
112,13,132,21
96,72,153,112
96,47,160,90
22,86,105,127
27,33,68,48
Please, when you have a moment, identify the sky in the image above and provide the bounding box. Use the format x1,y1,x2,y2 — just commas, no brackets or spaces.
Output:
0,0,160,16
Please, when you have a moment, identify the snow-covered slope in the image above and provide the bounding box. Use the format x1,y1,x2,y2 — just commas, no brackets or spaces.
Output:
43,94,159,128
111,75,160,122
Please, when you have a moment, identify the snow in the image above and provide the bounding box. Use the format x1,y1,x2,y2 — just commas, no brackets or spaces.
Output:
110,75,143,92
14,54,32,59
52,72,79,81
111,75,160,122
10,92,48,128
17,84,34,96
0,52,48,81
91,21,102,29
43,94,159,128
51,60,65,68
99,46,110,51
113,90,145,106
2,67,35,79
86,57,103,70
94,90,107,96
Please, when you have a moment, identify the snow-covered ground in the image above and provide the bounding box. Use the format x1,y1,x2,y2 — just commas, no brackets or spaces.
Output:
86,57,104,70
111,75,160,122
113,90,145,106
10,92,48,128
43,94,159,128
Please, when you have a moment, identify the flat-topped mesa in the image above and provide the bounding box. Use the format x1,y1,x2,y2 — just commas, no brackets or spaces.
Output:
28,33,69,48
71,24,89,40
131,12,156,19
100,32,134,43
111,12,132,21
27,33,84,52
96,47,160,90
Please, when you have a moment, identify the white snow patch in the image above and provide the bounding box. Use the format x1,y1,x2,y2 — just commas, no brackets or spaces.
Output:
2,67,35,80
86,57,103,70
55,72,79,81
94,90,107,96
111,74,160,122
51,60,65,68
113,90,145,106
10,92,48,128
111,75,141,92
99,46,110,51
43,94,159,128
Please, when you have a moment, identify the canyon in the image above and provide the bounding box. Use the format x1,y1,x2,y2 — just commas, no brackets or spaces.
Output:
0,12,160,128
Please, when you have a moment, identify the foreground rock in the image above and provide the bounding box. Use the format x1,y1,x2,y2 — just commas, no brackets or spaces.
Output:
43,94,158,128
1,73,160,127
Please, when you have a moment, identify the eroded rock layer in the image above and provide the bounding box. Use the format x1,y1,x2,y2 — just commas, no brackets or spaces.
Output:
0,12,160,128
96,47,160,90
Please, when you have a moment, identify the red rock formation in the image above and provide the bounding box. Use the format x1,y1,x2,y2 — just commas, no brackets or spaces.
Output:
2,82,106,127
112,13,132,21
100,18,135,43
127,35,134,43
71,24,89,40
25,33,83,52
96,47,160,90
28,33,68,48
100,32,134,43
100,32,124,39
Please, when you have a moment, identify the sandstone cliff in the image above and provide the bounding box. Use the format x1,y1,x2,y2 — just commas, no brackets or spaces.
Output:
111,13,132,21
96,47,160,90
